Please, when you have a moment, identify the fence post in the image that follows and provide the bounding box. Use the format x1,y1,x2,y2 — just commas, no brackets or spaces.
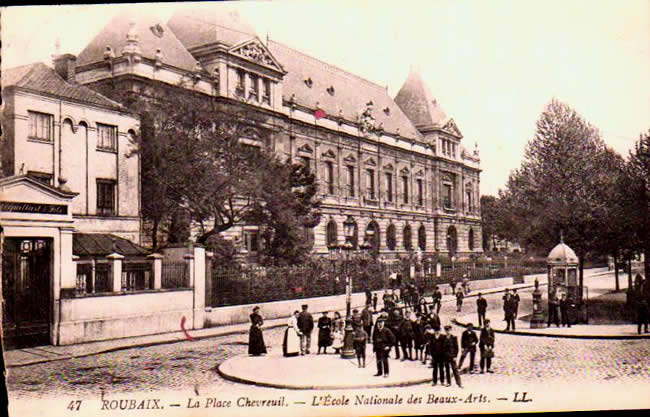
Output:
148,253,163,290
107,252,124,292
192,246,206,330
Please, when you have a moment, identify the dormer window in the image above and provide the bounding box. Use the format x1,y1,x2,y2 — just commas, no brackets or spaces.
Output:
304,77,313,88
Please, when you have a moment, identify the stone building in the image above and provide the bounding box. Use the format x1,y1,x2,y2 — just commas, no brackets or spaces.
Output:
71,8,482,259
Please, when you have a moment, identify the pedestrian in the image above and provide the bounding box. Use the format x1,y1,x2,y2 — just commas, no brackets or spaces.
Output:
443,325,462,388
512,289,521,319
373,318,395,378
547,291,560,327
504,291,516,332
399,311,415,361
317,311,332,354
429,327,446,386
417,296,429,316
634,275,649,334
283,310,301,357
428,310,441,332
476,293,487,327
388,309,403,359
361,303,373,342
331,311,345,354
413,314,425,361
450,280,457,296
422,323,433,364
502,288,511,320
297,304,314,355
462,274,470,295
559,293,572,328
353,325,369,368
352,308,363,330
456,287,464,312
248,306,267,356
458,323,478,374
432,285,442,315
365,288,372,307
372,292,378,311
479,319,495,373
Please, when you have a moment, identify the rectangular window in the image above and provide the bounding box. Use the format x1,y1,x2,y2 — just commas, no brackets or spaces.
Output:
347,166,355,197
96,179,116,216
366,169,375,199
443,183,453,209
326,161,334,194
300,156,311,170
466,190,473,212
249,73,259,100
236,69,245,96
244,230,259,252
28,111,53,141
27,171,53,186
385,172,393,202
262,79,271,104
97,123,117,151
402,175,409,204
417,178,424,206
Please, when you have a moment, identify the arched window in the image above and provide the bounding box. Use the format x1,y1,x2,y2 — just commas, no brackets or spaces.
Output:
386,223,396,250
468,228,475,251
365,220,380,252
447,226,458,256
403,224,412,251
326,220,338,247
418,225,426,251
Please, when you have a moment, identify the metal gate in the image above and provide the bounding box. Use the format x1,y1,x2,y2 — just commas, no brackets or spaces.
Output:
2,238,52,349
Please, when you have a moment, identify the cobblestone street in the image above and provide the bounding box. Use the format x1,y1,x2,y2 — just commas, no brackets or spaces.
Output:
7,287,650,401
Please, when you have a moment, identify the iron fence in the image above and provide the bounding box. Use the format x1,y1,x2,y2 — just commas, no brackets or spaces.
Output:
162,261,189,289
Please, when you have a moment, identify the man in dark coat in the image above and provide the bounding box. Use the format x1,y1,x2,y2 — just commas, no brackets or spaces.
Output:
479,319,496,373
458,323,478,373
559,293,572,328
361,304,373,342
297,304,314,355
428,311,441,332
432,286,442,314
372,319,395,378
443,325,462,387
547,291,560,327
476,293,488,327
456,288,464,312
429,327,446,386
387,309,403,359
317,311,332,354
512,289,521,319
399,314,414,361
504,290,516,332
502,288,512,320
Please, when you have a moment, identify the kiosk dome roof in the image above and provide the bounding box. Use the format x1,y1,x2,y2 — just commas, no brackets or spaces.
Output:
547,241,578,264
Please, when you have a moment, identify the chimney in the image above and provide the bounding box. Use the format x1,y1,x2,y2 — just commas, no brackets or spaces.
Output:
53,54,77,83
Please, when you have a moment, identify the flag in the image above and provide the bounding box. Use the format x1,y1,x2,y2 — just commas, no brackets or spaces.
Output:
314,108,326,120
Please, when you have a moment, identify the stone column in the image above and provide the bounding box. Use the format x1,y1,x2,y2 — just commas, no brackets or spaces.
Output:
148,253,164,290
59,228,76,291
107,252,124,292
192,246,206,330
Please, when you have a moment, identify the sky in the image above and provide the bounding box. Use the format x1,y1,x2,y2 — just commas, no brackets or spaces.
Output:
3,0,649,196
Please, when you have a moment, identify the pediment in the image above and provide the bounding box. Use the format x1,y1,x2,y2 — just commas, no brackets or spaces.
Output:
343,154,357,164
442,118,463,138
229,38,285,73
364,158,377,167
415,170,425,177
383,163,394,171
0,175,77,219
321,149,336,159
399,167,410,175
297,143,313,154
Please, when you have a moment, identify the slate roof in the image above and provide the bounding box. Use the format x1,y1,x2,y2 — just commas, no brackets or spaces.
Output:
266,41,421,140
394,69,450,130
73,233,150,257
77,12,198,72
167,8,257,50
3,63,125,110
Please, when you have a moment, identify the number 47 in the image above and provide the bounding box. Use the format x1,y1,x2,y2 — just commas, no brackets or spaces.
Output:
67,400,82,411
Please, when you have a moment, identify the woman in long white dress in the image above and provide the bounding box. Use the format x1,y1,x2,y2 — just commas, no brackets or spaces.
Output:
331,311,344,354
283,310,302,357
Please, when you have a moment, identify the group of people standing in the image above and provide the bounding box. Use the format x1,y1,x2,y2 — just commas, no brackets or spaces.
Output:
502,288,521,331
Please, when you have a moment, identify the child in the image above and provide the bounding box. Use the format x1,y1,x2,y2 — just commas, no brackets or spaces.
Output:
353,326,369,368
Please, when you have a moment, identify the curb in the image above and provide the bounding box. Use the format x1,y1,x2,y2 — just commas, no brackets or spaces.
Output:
451,319,650,340
216,359,432,390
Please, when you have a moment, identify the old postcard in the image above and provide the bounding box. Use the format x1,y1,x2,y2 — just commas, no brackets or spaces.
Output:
1,1,649,416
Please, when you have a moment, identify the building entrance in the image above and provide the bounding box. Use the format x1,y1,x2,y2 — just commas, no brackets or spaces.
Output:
2,237,52,349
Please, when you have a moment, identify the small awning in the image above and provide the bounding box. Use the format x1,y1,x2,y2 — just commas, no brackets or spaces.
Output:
73,233,150,257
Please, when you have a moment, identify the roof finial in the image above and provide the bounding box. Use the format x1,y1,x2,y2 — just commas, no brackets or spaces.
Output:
560,229,564,243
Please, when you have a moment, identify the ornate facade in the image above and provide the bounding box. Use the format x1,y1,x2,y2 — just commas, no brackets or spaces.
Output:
72,9,482,259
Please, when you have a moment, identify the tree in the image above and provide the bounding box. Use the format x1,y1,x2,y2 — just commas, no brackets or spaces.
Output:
499,99,622,286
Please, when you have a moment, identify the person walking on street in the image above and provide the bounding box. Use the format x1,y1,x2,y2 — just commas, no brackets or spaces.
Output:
283,310,302,357
317,311,332,354
458,323,478,374
432,286,442,314
547,291,560,327
248,306,267,356
428,310,441,332
372,292,378,311
456,287,464,312
512,289,521,319
559,293,572,328
504,291,516,332
476,293,487,327
297,304,314,355
399,312,415,361
443,325,462,388
502,288,511,320
365,288,372,307
462,274,470,295
479,319,496,373
372,319,395,378
429,327,446,386
388,309,403,359
361,304,373,342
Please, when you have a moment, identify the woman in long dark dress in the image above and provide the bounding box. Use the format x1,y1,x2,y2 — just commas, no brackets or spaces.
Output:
317,311,332,354
248,306,267,356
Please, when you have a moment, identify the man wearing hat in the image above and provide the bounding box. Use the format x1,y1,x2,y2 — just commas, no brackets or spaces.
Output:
458,323,478,374
476,293,488,327
387,308,403,359
479,319,496,373
297,304,314,355
372,318,396,378
443,324,462,388
429,326,446,386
